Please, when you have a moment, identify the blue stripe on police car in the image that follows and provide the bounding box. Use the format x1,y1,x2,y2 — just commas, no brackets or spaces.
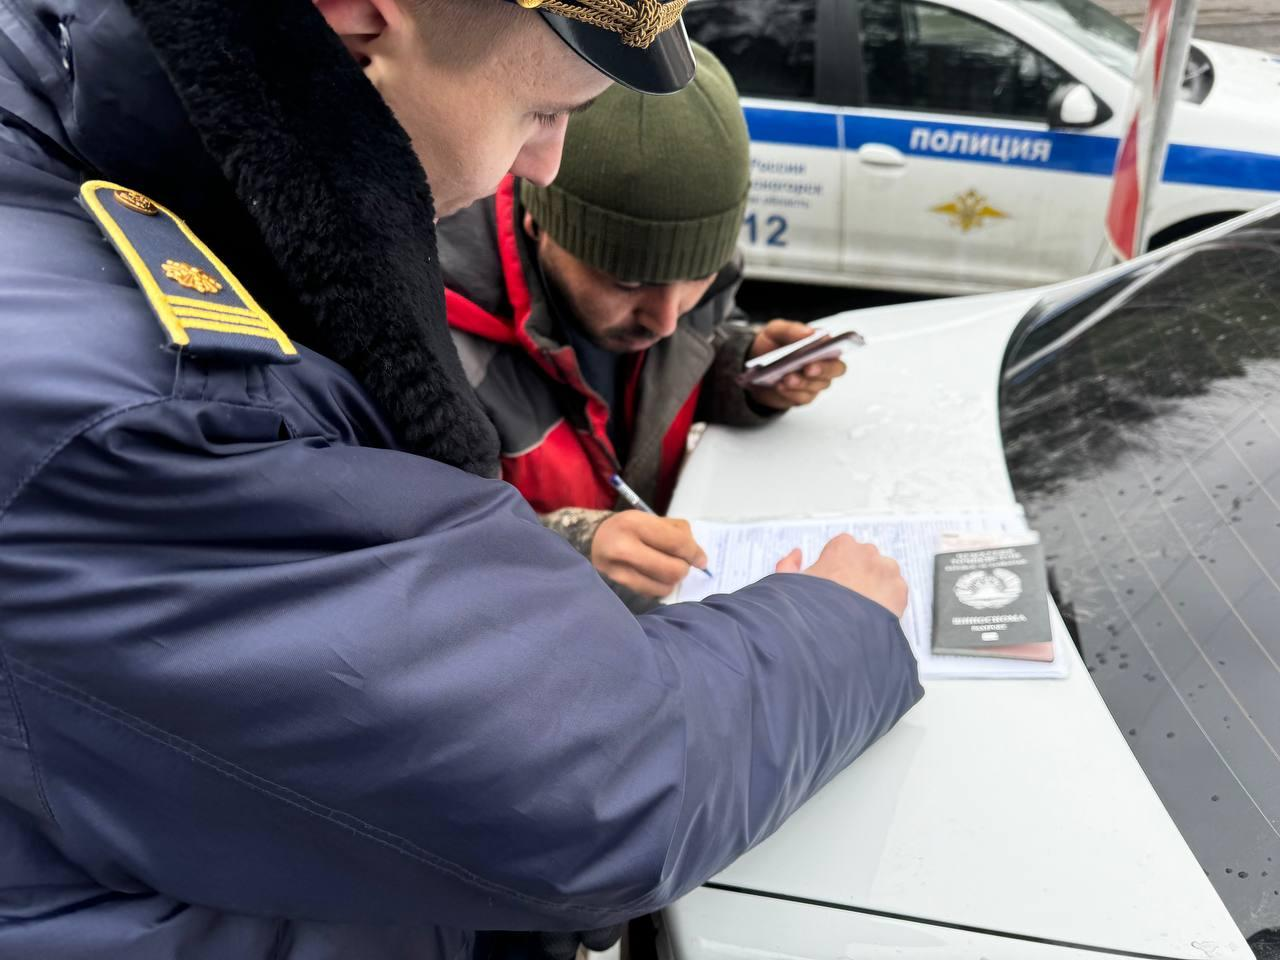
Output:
743,106,1280,193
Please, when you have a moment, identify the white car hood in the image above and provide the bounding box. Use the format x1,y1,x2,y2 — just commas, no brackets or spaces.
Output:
666,281,1250,957
663,209,1280,955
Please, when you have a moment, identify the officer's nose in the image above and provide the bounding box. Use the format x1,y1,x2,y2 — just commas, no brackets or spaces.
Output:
511,121,567,188
635,286,683,340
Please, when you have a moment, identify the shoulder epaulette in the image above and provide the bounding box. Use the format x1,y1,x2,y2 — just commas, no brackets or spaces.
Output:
79,180,299,365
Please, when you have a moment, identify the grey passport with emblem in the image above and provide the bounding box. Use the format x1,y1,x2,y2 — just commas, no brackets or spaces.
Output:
932,539,1053,658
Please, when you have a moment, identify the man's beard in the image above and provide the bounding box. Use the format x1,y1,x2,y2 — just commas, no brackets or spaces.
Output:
591,323,660,354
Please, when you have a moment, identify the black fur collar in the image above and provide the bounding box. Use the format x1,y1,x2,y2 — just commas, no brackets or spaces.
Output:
121,0,500,477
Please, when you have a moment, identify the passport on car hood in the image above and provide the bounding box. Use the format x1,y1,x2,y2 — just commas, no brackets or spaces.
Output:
932,539,1053,659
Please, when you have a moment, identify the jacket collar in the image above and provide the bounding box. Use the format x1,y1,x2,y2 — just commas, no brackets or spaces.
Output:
494,176,576,358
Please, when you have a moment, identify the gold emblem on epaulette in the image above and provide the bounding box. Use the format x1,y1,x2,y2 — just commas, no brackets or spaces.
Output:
113,189,159,216
162,259,223,295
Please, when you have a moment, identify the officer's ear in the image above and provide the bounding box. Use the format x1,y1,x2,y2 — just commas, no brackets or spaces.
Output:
523,212,540,241
314,0,400,67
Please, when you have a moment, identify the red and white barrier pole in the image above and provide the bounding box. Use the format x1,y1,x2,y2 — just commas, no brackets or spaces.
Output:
1104,0,1199,260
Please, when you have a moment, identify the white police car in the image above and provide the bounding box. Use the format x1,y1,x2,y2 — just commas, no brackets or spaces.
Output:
684,0,1280,295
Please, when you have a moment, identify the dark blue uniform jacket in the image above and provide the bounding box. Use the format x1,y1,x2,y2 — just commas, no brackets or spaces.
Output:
0,2,923,957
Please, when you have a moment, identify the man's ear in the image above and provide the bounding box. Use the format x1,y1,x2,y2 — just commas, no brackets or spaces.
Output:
522,211,540,241
314,0,400,64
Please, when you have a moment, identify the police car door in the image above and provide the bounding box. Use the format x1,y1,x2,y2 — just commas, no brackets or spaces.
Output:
683,0,845,279
842,0,1088,293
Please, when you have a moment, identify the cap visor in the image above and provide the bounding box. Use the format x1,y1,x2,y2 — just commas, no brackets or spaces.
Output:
540,13,695,95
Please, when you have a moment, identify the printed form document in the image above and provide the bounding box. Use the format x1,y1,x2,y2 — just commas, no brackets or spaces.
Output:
675,511,1070,680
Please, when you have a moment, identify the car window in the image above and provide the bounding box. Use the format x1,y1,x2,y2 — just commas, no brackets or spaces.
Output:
1002,0,1216,102
682,0,817,101
999,213,1280,944
860,0,1072,120
1005,0,1138,77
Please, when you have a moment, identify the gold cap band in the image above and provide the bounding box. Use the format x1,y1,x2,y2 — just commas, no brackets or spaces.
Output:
522,0,687,49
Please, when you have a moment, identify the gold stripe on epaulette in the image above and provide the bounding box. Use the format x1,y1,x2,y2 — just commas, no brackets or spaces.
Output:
167,299,274,329
79,180,298,361
170,309,268,327
166,296,261,318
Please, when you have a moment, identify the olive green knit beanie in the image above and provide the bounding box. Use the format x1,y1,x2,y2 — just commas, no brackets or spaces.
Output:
520,43,750,285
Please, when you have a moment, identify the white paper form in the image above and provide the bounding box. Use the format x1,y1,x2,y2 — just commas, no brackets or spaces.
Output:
676,512,1070,680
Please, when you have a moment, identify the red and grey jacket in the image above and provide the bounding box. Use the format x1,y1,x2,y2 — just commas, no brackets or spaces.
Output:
438,178,777,566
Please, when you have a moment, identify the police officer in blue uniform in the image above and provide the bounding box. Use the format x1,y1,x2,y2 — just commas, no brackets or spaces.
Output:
0,1,922,958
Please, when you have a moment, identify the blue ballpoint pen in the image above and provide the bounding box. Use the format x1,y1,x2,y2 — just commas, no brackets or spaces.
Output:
608,473,714,578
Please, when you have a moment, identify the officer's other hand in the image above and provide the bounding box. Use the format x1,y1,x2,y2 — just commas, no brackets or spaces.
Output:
747,319,848,411
775,535,908,618
592,511,710,599
775,548,804,574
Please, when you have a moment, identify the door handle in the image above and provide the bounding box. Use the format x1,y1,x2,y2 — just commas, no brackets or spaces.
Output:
858,144,907,168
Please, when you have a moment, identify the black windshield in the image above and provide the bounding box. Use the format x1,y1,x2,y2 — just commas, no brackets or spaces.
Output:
1000,211,1280,949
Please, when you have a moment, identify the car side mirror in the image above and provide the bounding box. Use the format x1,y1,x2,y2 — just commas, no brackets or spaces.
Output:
1047,83,1111,129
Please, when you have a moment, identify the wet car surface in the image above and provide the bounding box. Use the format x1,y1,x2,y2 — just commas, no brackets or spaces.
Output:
1000,212,1280,952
